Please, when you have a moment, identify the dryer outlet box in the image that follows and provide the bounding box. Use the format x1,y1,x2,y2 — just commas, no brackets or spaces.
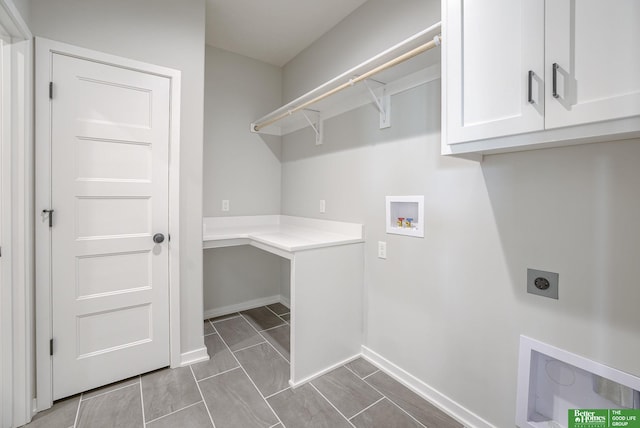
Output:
527,268,559,299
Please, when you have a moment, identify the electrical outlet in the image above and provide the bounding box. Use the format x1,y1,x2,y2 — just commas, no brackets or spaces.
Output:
319,199,326,213
378,241,387,259
527,268,559,299
222,200,230,212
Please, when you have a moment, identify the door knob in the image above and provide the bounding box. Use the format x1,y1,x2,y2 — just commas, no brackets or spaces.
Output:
153,233,165,244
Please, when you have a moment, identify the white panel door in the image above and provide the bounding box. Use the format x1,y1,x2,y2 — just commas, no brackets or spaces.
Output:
51,53,170,400
545,0,640,129
444,0,544,144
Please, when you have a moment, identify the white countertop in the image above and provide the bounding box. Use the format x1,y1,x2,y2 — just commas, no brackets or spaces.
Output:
203,215,364,253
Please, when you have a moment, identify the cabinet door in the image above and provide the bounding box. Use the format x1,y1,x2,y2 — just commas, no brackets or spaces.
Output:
545,0,640,129
443,0,544,144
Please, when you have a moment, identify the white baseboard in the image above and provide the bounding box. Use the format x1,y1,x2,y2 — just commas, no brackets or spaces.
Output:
180,347,209,367
203,295,282,320
361,346,495,428
289,353,361,389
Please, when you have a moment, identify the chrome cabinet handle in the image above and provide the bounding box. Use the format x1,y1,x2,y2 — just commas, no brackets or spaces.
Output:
552,63,560,98
528,70,534,104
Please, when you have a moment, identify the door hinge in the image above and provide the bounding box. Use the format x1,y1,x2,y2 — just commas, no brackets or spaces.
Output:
49,82,53,99
49,338,54,356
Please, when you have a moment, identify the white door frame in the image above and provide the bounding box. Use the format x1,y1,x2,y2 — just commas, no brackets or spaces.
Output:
0,1,32,427
0,33,13,428
35,37,182,411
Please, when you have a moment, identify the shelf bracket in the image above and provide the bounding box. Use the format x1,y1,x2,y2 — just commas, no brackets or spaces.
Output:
364,80,391,129
301,109,323,145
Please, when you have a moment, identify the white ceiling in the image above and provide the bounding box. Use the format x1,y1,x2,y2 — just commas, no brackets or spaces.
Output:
205,0,368,67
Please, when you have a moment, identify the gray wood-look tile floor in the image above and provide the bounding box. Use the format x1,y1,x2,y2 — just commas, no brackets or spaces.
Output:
22,305,464,428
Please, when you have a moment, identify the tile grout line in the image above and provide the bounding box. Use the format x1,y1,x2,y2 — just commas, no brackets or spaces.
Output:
209,314,241,324
73,393,83,427
216,324,285,428
80,381,140,402
190,365,217,428
361,369,380,380
240,314,287,333
210,313,285,365
139,376,146,427
194,365,242,383
342,360,393,420
239,313,265,334
380,398,428,428
260,323,287,333
308,382,357,428
239,312,286,333
263,305,281,318
144,400,204,425
270,304,290,325
264,304,289,319
232,361,285,427
267,299,289,327
239,313,290,364
263,385,291,401
343,364,379,381
348,396,385,421
257,329,290,364
361,376,428,428
342,364,361,379
232,340,268,354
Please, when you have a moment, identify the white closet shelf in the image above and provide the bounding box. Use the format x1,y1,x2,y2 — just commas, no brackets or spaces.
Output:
251,21,442,139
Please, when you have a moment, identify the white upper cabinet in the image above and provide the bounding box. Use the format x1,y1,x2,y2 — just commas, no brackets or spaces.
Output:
442,0,640,156
443,0,544,144
545,0,640,129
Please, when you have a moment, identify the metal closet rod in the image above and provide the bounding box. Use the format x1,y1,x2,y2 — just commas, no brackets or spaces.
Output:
253,34,442,132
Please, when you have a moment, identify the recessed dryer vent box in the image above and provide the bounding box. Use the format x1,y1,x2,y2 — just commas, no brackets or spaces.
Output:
516,336,640,428
385,196,424,238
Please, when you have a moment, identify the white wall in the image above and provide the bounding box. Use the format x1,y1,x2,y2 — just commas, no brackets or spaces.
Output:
281,1,640,426
202,46,285,314
282,0,438,102
10,0,29,27
28,0,206,355
203,246,283,316
203,46,282,216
